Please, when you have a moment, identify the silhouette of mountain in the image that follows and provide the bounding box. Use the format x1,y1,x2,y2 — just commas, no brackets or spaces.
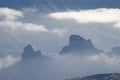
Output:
67,73,120,80
60,35,102,54
21,44,42,60
108,47,120,55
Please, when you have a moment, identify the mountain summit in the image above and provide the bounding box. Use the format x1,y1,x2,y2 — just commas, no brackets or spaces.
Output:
60,35,102,54
21,44,42,60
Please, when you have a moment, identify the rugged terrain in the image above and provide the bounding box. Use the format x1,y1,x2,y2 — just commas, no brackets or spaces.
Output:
68,73,120,80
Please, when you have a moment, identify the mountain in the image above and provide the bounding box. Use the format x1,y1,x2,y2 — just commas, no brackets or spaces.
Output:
60,35,102,54
67,73,120,80
21,44,43,60
108,47,120,55
0,0,120,12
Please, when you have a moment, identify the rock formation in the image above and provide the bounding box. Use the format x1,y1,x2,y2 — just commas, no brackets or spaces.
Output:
60,35,102,54
21,44,42,60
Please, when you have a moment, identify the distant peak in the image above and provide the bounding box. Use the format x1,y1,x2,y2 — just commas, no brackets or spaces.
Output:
70,35,85,41
24,44,33,52
60,35,101,54
22,44,42,60
69,35,88,45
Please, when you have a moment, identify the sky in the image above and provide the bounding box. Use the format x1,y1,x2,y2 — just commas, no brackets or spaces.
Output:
0,0,120,80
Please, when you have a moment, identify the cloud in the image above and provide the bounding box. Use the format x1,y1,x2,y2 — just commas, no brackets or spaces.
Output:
24,23,48,32
0,8,48,32
49,8,120,28
0,55,19,69
0,8,23,20
88,53,120,64
0,20,48,32
52,28,67,38
1,53,120,80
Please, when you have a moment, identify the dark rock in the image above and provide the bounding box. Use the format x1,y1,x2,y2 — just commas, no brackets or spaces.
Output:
21,44,42,60
60,35,102,54
68,73,120,80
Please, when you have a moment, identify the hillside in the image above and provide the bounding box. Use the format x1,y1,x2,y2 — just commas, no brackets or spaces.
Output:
68,73,120,80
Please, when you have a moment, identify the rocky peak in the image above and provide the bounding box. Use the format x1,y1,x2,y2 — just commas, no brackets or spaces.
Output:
21,44,42,60
60,35,102,54
69,35,87,46
24,44,34,53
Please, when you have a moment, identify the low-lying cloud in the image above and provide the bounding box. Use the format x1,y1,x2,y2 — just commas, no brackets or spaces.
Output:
1,53,120,80
49,8,120,28
0,55,19,69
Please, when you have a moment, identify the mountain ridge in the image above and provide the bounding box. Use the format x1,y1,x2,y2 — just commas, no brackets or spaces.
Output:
67,73,120,80
60,35,102,54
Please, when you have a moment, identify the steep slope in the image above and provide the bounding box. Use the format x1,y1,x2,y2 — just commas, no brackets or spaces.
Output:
60,35,102,54
21,44,45,60
68,73,120,80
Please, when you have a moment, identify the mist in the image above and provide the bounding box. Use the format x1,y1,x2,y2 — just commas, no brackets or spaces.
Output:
0,52,120,80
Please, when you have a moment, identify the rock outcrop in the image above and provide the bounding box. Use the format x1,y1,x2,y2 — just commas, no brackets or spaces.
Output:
60,35,102,54
21,44,42,60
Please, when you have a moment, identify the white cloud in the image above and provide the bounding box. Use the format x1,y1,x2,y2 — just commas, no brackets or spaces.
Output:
0,8,48,32
49,8,120,28
0,55,19,69
88,53,120,64
0,20,48,32
24,23,48,32
0,20,23,30
52,28,67,38
0,8,23,20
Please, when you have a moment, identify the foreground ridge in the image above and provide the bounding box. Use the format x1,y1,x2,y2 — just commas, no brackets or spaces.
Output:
67,73,120,80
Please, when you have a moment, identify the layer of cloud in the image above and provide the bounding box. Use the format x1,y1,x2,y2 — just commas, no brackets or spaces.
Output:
0,20,48,32
0,8,48,32
52,28,67,38
1,53,120,80
49,8,120,28
0,8,23,20
0,55,19,69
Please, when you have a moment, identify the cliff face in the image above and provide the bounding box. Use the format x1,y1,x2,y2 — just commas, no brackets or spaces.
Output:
68,73,120,80
21,44,42,60
60,35,102,54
